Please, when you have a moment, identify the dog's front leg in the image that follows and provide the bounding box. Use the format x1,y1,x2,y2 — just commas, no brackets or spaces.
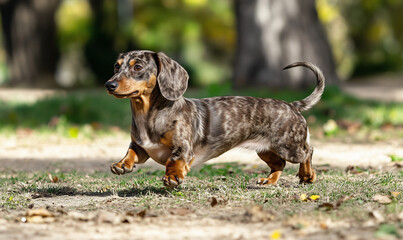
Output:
110,142,149,175
161,138,194,188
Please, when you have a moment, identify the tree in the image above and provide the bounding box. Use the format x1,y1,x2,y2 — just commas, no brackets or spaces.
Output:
234,0,338,89
84,0,134,85
0,0,60,87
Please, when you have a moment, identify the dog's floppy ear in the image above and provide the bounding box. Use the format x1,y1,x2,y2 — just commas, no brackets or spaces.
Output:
154,52,189,101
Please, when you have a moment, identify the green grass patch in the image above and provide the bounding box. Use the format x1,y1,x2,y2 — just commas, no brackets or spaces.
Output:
1,163,401,225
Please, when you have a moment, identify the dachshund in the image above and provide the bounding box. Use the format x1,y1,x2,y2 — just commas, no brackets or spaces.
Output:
105,50,325,188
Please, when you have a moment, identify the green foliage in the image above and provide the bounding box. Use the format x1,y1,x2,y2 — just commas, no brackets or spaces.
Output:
131,0,235,86
56,0,93,51
318,0,403,77
1,87,403,137
0,91,131,133
389,154,403,162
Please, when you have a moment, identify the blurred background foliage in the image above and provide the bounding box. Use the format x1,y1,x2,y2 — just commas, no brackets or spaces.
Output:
318,0,403,79
0,0,402,138
54,0,235,87
1,0,402,87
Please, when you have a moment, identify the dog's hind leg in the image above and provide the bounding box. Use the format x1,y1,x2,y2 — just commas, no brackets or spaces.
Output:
257,151,286,185
296,147,316,184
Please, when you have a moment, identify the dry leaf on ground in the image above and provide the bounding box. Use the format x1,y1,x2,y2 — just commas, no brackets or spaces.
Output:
169,208,193,216
24,208,55,223
47,172,59,183
373,194,392,204
243,205,274,223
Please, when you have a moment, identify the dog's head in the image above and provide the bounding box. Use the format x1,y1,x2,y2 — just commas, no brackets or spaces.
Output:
105,50,189,101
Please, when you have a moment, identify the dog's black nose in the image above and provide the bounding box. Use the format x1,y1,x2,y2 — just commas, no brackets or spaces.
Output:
105,81,118,92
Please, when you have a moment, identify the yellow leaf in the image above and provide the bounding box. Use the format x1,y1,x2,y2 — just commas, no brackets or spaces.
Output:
300,194,307,201
309,195,320,201
391,192,401,198
270,229,282,239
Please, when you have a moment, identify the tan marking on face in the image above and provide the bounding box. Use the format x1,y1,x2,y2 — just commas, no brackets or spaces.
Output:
117,59,123,65
121,74,157,114
113,74,157,98
129,59,136,66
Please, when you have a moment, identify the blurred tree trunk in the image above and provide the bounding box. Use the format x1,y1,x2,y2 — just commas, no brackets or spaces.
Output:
234,0,338,89
85,0,134,84
0,0,60,87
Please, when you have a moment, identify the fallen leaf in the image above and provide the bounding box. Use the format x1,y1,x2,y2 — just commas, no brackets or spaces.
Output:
94,211,119,224
318,195,352,211
68,211,91,221
370,210,385,223
270,229,282,239
211,197,218,207
318,202,335,211
373,194,392,204
393,163,402,168
300,194,307,201
336,195,352,207
390,191,400,198
137,210,146,218
320,222,328,229
169,208,193,216
47,172,59,183
25,208,54,223
309,195,320,201
210,196,227,207
345,166,368,174
26,208,53,218
244,205,274,223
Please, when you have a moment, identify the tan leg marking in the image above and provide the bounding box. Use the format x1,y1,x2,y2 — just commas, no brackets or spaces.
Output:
110,148,138,175
160,130,174,147
162,158,192,188
297,151,316,184
257,151,286,185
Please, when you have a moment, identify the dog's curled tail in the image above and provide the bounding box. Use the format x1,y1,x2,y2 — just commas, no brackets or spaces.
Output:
283,62,325,112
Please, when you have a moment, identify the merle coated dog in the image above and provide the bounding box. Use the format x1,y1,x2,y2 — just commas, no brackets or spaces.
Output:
105,50,325,188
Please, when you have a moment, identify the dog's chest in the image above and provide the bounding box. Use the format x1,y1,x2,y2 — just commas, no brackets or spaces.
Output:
132,114,171,164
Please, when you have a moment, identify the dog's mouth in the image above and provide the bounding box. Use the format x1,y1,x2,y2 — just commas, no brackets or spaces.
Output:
108,90,140,99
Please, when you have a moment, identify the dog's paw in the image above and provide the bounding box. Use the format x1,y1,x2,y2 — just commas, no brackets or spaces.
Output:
297,169,317,184
110,160,135,175
162,174,184,188
256,177,277,185
162,159,188,188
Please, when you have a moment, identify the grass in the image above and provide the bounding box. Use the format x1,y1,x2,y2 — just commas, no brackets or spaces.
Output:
1,164,401,238
0,86,403,139
1,164,401,222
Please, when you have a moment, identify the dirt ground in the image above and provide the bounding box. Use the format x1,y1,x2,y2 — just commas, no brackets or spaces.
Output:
0,131,402,240
1,132,402,173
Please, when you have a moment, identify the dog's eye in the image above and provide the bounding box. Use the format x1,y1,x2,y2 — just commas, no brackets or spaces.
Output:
134,64,143,71
114,63,121,73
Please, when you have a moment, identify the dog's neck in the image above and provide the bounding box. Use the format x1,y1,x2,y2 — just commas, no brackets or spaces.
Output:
129,82,178,117
130,95,152,115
